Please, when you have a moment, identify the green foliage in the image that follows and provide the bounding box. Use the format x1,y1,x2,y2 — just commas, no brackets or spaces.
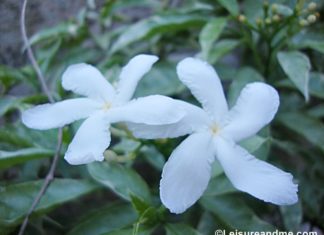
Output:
1,0,324,234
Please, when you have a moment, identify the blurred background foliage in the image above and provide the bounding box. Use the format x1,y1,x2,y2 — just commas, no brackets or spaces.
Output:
0,0,324,234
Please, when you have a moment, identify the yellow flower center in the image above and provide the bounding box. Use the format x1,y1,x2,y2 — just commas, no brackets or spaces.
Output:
210,123,219,135
102,102,111,111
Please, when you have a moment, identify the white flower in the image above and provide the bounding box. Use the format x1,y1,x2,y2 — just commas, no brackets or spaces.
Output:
22,54,185,165
128,57,298,214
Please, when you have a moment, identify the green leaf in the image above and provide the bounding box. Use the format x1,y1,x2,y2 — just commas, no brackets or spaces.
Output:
166,223,202,235
0,147,54,168
135,62,185,97
302,40,324,54
280,202,302,232
0,96,20,116
277,51,311,101
88,162,151,202
68,202,137,235
278,112,324,152
200,196,275,231
140,145,165,171
275,4,293,16
0,179,97,227
209,39,240,64
110,14,206,53
102,227,153,235
309,72,324,99
217,0,239,16
240,135,269,154
308,104,324,118
29,22,80,46
204,174,236,196
199,18,227,60
228,67,264,107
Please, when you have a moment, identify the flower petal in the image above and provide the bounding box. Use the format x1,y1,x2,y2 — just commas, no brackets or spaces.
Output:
116,54,159,103
221,82,279,142
160,132,215,214
214,137,298,205
108,95,185,125
62,63,116,102
177,57,228,121
64,112,111,165
127,100,211,139
22,98,100,130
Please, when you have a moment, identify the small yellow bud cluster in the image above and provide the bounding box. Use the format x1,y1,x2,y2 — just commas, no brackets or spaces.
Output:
238,14,247,23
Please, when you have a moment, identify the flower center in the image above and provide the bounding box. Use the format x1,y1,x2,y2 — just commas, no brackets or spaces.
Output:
102,102,111,111
210,123,219,135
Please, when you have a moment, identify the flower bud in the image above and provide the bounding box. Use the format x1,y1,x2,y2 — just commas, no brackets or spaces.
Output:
308,2,317,11
307,14,317,23
104,150,118,161
238,14,247,23
256,18,263,26
271,4,278,13
265,17,272,24
272,14,280,22
299,19,308,26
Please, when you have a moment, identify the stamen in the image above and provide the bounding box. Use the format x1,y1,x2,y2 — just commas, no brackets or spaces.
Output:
102,102,111,111
210,123,219,135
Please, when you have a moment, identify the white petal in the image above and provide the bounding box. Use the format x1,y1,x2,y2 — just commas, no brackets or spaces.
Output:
116,54,159,103
160,132,215,214
64,112,111,165
108,95,185,125
22,98,100,130
214,137,298,205
62,63,116,102
127,100,211,139
176,57,228,121
221,82,279,142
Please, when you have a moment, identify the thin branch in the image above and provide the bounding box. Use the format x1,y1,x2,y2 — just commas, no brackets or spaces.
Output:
18,0,64,234
20,0,54,103
18,128,63,235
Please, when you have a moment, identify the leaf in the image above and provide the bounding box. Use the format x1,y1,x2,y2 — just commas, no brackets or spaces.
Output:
135,62,185,97
68,202,137,235
0,179,98,227
200,196,275,231
276,72,324,99
140,145,165,171
277,51,311,101
204,174,236,196
280,202,302,232
228,67,264,107
199,18,227,60
240,135,269,154
209,39,240,64
102,227,153,235
301,40,324,54
0,147,54,169
308,104,324,118
275,4,293,16
309,72,324,99
29,22,79,46
0,96,19,116
278,112,324,152
110,14,207,53
87,162,151,202
166,223,202,235
217,0,239,16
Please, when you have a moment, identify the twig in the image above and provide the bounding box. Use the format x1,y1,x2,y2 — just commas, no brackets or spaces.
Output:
18,0,63,234
20,0,54,103
18,129,63,235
